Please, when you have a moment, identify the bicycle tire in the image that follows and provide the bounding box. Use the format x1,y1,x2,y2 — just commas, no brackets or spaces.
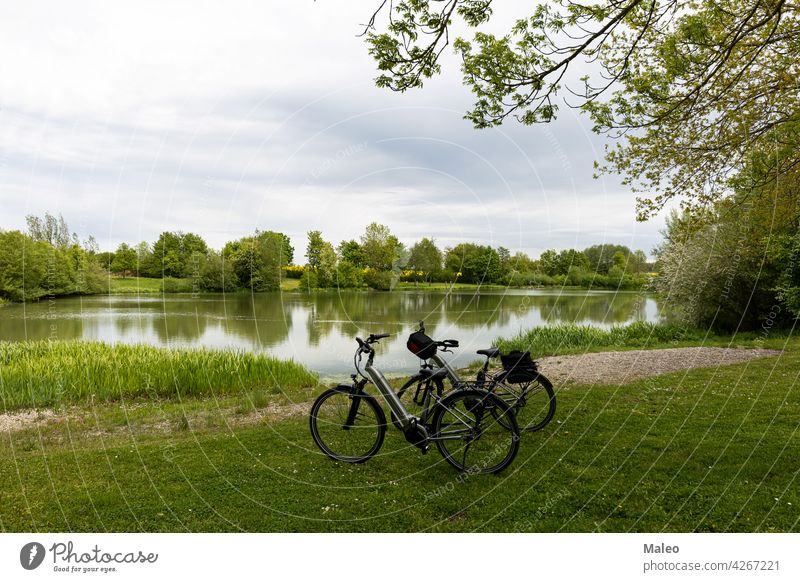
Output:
309,386,386,463
430,389,520,475
491,373,556,432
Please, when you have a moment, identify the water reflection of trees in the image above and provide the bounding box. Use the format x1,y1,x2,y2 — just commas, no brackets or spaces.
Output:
219,293,293,349
304,292,368,347
0,311,85,342
536,292,645,324
301,291,541,344
0,291,658,352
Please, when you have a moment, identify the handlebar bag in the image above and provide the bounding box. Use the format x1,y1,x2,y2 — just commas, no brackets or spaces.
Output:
407,331,437,359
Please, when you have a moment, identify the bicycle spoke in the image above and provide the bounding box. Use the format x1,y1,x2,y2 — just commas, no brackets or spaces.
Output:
461,440,472,469
432,390,519,474
310,389,385,462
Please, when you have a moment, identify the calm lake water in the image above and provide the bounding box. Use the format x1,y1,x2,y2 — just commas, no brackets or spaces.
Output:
0,289,662,374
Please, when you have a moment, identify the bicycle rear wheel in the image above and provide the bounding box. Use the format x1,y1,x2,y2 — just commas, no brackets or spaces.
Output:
309,386,386,463
492,374,556,432
430,389,519,475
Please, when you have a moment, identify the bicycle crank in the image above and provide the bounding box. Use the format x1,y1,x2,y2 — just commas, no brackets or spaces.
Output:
403,421,429,454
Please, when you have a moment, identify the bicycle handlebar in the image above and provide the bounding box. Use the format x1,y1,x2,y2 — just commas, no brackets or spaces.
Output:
437,339,459,349
355,332,391,355
354,333,390,380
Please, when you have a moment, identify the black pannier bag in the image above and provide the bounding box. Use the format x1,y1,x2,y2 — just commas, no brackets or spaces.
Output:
407,331,437,359
500,350,539,383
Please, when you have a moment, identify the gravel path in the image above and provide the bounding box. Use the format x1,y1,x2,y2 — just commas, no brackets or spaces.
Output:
0,409,55,433
538,346,782,386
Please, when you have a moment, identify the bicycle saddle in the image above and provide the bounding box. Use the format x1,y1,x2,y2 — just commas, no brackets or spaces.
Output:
417,367,449,381
476,347,500,358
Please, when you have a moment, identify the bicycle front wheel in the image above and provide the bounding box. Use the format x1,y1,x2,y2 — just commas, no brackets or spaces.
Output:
430,389,519,475
309,387,386,463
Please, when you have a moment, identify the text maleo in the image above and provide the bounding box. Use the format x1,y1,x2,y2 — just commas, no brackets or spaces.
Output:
644,543,679,554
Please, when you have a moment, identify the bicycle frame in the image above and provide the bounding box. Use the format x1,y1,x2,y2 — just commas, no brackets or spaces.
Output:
358,342,486,443
429,353,463,384
429,350,521,396
363,352,416,430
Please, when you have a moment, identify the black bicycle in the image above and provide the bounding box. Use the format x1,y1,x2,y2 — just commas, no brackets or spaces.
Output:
402,322,557,432
309,333,520,474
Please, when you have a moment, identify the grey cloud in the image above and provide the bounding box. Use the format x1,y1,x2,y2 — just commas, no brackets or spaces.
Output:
0,4,664,259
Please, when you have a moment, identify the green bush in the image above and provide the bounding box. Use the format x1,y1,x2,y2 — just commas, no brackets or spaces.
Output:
335,261,363,288
196,251,237,292
0,231,106,301
565,266,586,286
364,270,394,290
282,265,305,279
298,269,319,292
501,270,555,286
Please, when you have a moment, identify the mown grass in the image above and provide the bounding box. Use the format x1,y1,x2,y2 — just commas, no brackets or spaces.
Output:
394,282,508,290
493,321,785,357
280,278,301,291
0,341,318,410
0,335,797,532
109,276,300,294
107,276,167,294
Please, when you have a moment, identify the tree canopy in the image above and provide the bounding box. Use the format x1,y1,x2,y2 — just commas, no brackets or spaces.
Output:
360,222,405,271
26,212,75,247
364,0,800,219
408,237,443,274
111,243,137,276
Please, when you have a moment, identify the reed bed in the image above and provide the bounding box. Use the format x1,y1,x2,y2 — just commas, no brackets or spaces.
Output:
0,341,318,410
495,321,705,356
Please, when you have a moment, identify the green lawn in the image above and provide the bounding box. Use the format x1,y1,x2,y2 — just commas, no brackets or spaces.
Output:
107,276,169,294
280,278,301,291
393,282,508,291
102,276,641,295
1,334,797,532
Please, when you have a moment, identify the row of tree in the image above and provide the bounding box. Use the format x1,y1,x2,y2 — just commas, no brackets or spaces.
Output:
0,213,653,301
97,229,295,293
0,214,296,299
0,229,106,301
96,230,293,282
299,223,652,290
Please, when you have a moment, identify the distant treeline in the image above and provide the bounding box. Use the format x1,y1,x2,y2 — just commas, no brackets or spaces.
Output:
0,213,653,301
296,225,652,290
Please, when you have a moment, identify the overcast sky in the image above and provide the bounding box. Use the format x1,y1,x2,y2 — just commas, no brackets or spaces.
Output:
0,1,670,260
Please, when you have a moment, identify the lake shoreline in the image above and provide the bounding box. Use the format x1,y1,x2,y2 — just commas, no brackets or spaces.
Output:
0,275,650,304
0,322,791,412
0,290,664,373
0,344,785,433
